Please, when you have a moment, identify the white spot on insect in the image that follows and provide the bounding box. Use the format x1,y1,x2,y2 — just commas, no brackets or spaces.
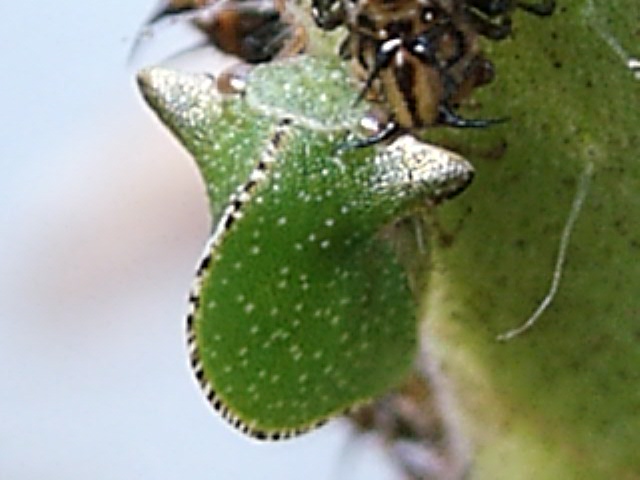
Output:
235,294,245,303
271,374,280,384
270,307,279,317
277,279,288,289
247,383,257,393
340,332,350,344
213,334,222,342
313,350,323,360
320,240,331,249
244,303,255,314
207,300,217,309
250,245,261,255
238,347,248,357
323,364,334,375
324,218,335,227
210,350,218,358
294,242,303,251
298,373,308,383
277,216,287,226
280,266,290,276
250,324,259,335
330,315,340,326
292,318,301,328
223,365,233,373
233,261,242,270
340,205,349,214
295,303,304,312
258,369,267,378
308,233,316,242
339,296,351,305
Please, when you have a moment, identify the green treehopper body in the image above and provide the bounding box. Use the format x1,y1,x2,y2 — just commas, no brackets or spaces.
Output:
138,56,474,440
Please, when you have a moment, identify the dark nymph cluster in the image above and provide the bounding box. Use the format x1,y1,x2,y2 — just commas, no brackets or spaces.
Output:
134,0,554,145
311,0,555,144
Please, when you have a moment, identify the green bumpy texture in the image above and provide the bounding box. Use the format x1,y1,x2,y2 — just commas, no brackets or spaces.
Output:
138,57,473,436
420,1,640,478
196,128,416,431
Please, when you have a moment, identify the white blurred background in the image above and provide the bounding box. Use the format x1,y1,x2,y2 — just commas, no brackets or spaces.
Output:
0,2,397,478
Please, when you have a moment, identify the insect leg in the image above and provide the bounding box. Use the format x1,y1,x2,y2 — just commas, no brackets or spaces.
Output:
463,9,513,40
340,121,402,150
438,104,506,128
465,0,512,16
516,0,556,16
354,38,402,105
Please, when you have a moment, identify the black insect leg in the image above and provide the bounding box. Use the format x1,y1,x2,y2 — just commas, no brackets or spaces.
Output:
516,0,556,16
468,0,555,17
464,9,512,40
438,104,507,128
439,60,501,124
146,1,195,25
412,25,465,68
339,122,402,150
353,38,401,105
466,0,512,16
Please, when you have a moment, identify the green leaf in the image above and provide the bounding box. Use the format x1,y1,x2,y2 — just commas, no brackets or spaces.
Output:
419,1,640,477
